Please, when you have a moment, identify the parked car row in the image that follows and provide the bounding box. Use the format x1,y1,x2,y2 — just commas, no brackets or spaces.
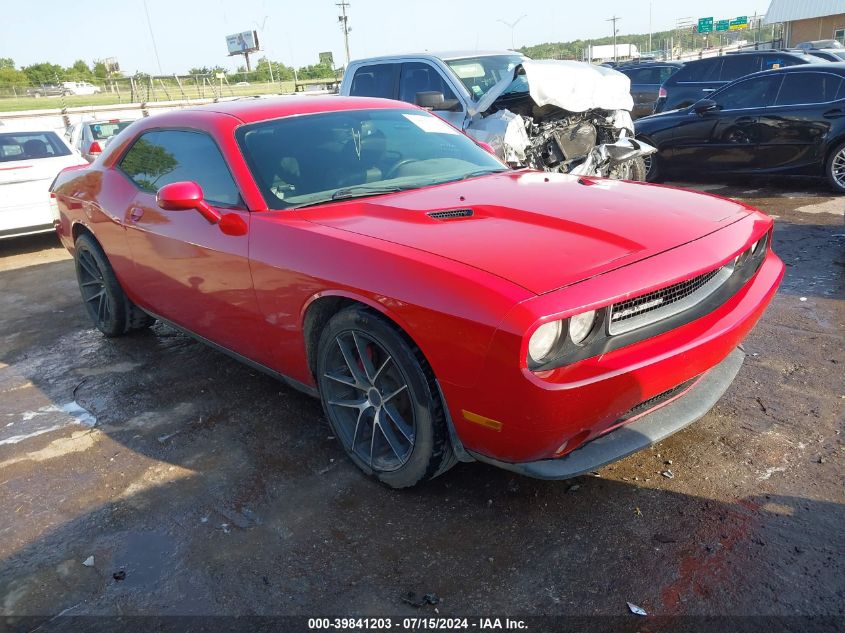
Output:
654,50,828,113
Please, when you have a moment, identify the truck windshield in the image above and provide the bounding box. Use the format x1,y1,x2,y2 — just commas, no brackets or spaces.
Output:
445,55,526,101
236,108,507,210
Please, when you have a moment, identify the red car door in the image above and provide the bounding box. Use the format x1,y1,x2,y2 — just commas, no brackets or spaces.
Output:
117,129,267,363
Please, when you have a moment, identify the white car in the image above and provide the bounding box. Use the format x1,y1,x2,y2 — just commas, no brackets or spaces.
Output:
61,81,102,96
0,129,87,239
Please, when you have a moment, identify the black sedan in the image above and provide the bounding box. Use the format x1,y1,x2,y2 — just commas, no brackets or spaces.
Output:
635,63,845,193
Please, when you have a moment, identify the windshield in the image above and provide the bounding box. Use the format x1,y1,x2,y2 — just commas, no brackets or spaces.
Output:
89,121,132,140
445,54,526,101
0,132,71,162
237,108,507,210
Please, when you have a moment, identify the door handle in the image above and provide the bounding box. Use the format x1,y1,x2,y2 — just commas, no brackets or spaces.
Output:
129,207,144,222
823,108,845,119
702,88,716,93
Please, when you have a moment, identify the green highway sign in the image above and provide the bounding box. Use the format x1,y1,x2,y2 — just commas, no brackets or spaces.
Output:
729,15,749,30
698,17,714,33
715,19,730,31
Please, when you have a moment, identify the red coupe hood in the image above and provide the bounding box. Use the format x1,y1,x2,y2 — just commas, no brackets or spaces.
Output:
304,172,750,295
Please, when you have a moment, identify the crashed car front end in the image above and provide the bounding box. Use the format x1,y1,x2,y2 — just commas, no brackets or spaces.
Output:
465,60,655,179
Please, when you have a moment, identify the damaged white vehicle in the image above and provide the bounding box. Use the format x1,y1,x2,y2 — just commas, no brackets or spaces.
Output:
340,51,655,180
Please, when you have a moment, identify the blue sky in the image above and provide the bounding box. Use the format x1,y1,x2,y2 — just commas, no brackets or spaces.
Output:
1,0,771,73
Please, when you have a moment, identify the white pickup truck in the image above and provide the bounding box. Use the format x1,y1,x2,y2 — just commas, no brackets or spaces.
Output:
339,50,653,180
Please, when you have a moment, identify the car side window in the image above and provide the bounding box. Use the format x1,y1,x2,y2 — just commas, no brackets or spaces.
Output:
398,62,458,106
623,67,662,84
621,67,648,84
680,58,721,82
776,72,844,105
763,56,801,70
118,130,241,207
659,66,679,82
714,75,782,110
349,64,398,98
719,56,761,81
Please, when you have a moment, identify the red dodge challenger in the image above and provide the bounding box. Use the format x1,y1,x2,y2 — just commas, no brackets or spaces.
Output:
50,96,784,488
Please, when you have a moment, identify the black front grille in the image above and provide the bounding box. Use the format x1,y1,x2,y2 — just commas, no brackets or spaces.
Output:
611,268,721,325
616,376,699,423
427,208,474,220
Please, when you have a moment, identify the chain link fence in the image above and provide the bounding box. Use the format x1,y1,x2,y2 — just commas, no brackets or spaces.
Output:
0,71,341,113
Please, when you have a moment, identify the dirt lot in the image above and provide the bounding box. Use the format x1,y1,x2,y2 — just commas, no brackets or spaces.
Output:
0,177,843,625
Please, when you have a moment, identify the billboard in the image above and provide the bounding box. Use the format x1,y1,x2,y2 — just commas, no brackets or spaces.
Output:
226,30,260,56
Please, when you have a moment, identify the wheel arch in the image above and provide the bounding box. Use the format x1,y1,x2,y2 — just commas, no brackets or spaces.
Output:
71,221,95,243
824,135,845,172
301,290,427,384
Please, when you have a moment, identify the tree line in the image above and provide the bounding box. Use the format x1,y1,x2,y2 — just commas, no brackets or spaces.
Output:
0,56,340,88
0,58,112,87
519,23,781,60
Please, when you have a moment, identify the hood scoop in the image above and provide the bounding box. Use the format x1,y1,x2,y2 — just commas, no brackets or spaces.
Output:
427,208,474,220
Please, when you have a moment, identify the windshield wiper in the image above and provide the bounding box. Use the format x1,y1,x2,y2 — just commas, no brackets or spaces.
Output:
443,168,509,184
331,185,405,200
290,185,408,210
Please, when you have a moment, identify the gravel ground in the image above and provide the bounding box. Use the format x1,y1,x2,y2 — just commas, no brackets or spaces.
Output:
0,176,842,625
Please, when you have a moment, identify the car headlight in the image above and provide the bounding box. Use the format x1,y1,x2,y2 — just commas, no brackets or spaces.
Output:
528,321,563,364
569,310,596,345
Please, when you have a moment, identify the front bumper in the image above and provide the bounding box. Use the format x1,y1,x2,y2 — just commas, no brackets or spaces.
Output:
440,221,783,464
468,347,744,479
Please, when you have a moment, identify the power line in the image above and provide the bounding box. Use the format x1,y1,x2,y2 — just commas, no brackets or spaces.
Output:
337,1,351,67
142,0,164,75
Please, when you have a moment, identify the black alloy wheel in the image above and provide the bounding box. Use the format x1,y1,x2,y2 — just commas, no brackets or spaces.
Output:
316,307,454,488
74,233,154,336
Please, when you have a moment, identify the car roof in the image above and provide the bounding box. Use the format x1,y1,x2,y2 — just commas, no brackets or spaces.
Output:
351,50,520,64
722,61,845,82
617,60,684,68
0,128,60,135
765,61,845,73
187,95,413,124
725,49,817,56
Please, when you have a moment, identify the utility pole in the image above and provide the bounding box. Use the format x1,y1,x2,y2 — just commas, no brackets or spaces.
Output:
337,1,351,67
648,1,653,53
751,12,762,43
607,15,621,62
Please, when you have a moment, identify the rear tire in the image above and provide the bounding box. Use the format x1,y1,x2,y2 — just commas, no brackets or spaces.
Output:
74,233,155,337
316,306,455,488
825,141,845,194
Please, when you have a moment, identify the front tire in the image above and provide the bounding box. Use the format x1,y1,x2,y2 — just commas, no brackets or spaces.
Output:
643,149,662,182
826,141,845,194
316,307,455,488
608,156,647,181
74,233,155,337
